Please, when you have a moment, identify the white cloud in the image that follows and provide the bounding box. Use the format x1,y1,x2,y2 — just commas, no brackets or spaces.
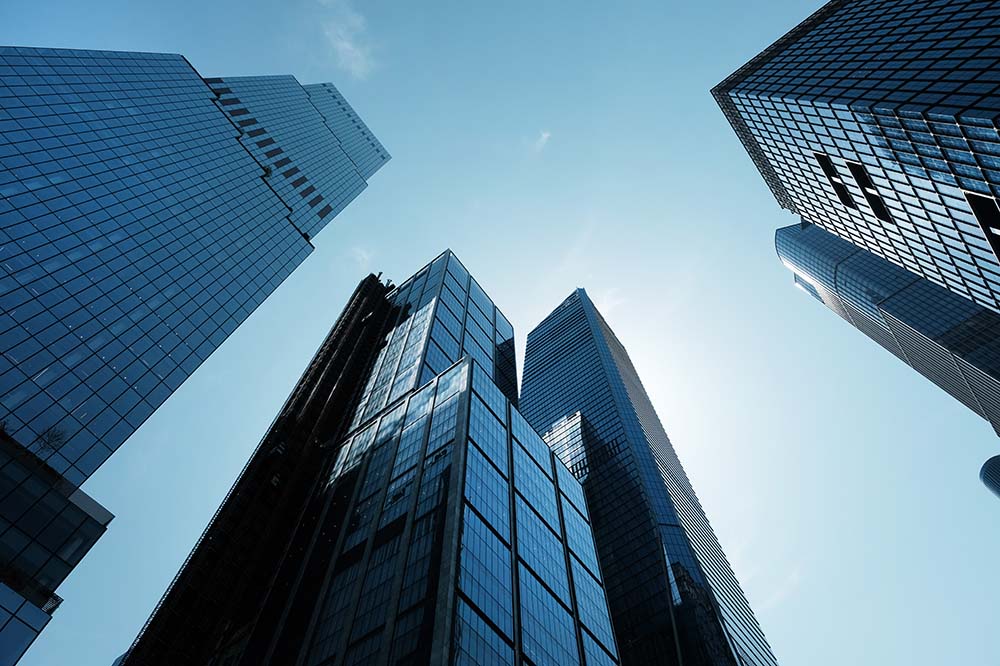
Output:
351,247,372,271
319,0,374,79
533,130,552,153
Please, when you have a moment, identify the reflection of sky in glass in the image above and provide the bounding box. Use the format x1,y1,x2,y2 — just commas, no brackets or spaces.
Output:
7,1,1000,665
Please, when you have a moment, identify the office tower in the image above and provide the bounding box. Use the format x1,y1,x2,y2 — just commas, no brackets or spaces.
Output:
520,290,777,666
982,455,1000,499
714,0,1000,315
0,45,387,664
125,251,618,666
777,222,1000,434
714,0,1000,479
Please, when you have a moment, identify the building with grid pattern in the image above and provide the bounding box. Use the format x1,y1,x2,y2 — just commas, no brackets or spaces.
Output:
714,0,1000,315
777,222,1000,437
519,290,777,666
123,251,617,666
0,45,387,665
714,0,1000,491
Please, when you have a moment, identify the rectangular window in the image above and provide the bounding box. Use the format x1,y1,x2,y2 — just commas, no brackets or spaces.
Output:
846,161,893,222
814,153,856,208
966,191,1000,261
459,506,514,637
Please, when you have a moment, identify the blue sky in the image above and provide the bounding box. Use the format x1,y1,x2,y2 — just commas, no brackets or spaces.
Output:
3,1,998,664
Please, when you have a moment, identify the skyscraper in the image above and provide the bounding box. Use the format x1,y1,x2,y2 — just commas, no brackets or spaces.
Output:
714,0,1000,316
124,251,618,666
981,455,1000,500
0,45,387,664
714,1,1000,483
776,222,1000,435
520,290,777,666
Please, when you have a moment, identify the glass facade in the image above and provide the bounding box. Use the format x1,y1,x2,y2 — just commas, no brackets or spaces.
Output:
777,222,1000,434
714,0,1000,315
520,289,777,666
0,45,387,664
981,455,1000,499
0,46,388,487
345,250,517,433
0,430,114,666
0,583,49,666
126,252,615,666
306,359,618,666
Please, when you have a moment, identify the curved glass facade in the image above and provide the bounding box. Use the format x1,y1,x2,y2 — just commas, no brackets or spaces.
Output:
981,455,1000,500
777,222,1000,435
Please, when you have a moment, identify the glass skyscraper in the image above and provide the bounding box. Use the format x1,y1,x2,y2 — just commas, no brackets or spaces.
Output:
123,251,618,666
714,0,1000,315
776,222,1000,435
0,45,387,664
981,455,1000,500
714,1,1000,490
519,290,777,666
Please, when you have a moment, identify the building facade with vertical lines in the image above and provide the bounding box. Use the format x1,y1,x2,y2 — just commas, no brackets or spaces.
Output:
123,251,618,666
519,289,777,666
0,46,387,664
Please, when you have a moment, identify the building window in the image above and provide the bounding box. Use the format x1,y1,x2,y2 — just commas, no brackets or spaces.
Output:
965,191,1000,261
814,153,856,208
845,161,892,222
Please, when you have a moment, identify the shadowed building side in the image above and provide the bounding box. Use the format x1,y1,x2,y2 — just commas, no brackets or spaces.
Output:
122,273,395,665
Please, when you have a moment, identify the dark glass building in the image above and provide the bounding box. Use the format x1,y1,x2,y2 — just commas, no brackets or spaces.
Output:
519,290,777,666
0,46,387,664
776,222,1000,435
981,455,1000,499
124,251,618,666
714,0,1000,315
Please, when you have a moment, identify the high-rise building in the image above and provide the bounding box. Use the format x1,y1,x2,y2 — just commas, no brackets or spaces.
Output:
981,455,1000,499
0,45,387,664
713,2,1000,467
714,0,1000,314
124,251,618,666
776,222,1000,435
519,289,777,666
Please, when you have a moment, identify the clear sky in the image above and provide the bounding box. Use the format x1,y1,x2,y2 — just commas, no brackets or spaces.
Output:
3,1,998,664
